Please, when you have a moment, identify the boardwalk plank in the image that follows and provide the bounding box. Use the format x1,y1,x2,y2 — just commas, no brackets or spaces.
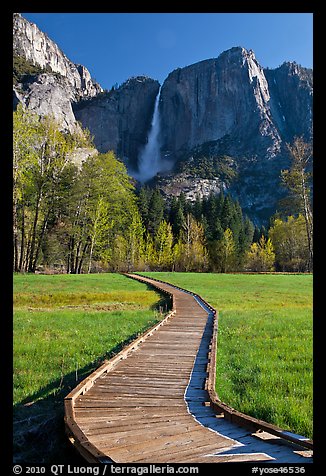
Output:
65,273,313,464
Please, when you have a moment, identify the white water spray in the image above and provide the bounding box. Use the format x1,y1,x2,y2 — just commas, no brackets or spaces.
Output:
134,87,171,183
136,88,162,182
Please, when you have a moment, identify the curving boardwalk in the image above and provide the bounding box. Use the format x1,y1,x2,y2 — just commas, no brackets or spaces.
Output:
64,273,313,463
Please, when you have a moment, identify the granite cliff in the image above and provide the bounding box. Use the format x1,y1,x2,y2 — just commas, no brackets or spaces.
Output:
159,47,282,161
154,47,312,222
13,13,102,134
13,14,313,224
73,77,160,169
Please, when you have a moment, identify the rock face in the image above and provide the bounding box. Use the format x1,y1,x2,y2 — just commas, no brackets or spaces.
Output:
13,13,102,134
12,13,161,167
17,73,81,134
13,14,313,224
159,47,282,161
156,47,312,223
159,46,312,162
155,172,225,203
73,77,160,168
13,13,101,98
264,62,313,141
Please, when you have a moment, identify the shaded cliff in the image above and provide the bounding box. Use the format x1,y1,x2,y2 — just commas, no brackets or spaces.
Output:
264,62,313,142
73,77,160,169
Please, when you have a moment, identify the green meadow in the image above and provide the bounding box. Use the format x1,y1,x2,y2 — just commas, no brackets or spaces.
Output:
143,272,313,439
13,273,165,463
13,272,313,463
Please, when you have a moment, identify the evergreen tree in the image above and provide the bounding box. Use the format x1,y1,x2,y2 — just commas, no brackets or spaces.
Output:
147,189,164,236
253,226,261,243
238,217,255,262
215,190,225,217
192,194,203,221
138,186,150,230
229,199,243,244
169,196,185,238
205,193,218,240
220,194,233,230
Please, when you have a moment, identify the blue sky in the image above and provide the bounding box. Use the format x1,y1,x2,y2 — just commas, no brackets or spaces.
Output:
22,13,313,91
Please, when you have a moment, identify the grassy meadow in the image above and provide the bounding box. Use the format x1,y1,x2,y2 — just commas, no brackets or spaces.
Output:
13,271,313,463
13,273,166,463
142,272,313,439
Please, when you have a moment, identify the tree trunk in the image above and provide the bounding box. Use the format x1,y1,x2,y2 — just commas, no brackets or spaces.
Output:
18,206,25,272
88,237,95,274
67,236,74,273
28,190,42,272
74,240,82,274
13,198,20,272
31,212,50,273
301,172,313,269
78,242,89,274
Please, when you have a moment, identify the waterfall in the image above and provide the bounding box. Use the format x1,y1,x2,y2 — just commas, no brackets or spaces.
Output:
135,87,162,182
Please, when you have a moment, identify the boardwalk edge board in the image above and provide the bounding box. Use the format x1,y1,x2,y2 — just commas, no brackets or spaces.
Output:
64,273,313,462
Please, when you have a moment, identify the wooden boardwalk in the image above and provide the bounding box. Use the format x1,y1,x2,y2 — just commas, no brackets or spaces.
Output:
65,274,313,463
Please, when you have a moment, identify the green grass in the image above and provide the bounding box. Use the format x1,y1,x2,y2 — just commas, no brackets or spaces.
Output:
142,272,313,439
13,273,167,463
13,271,313,463
14,273,165,406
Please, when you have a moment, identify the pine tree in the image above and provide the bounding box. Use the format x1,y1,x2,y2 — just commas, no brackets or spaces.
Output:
192,194,203,221
138,186,150,230
238,217,255,266
147,189,164,236
169,196,185,238
205,192,218,240
220,194,233,230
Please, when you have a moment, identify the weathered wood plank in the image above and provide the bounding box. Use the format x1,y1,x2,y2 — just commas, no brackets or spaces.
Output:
64,273,313,464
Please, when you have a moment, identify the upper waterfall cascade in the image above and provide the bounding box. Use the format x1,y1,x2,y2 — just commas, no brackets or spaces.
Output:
134,87,167,183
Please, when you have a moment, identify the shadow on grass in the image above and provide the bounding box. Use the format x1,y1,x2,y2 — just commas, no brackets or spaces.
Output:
13,291,171,464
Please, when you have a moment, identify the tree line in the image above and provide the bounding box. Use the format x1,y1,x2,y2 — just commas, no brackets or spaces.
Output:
13,105,313,274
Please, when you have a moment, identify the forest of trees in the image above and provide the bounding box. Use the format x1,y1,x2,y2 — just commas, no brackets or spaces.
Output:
13,105,313,274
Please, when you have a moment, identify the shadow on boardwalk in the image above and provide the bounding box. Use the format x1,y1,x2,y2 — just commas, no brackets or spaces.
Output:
185,300,313,463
